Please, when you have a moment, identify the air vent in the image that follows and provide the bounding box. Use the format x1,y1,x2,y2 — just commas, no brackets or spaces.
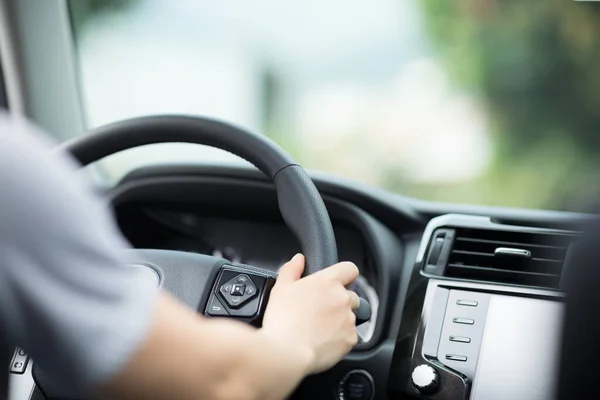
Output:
427,227,572,289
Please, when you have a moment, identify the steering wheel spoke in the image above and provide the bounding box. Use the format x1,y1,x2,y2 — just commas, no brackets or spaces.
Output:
124,249,276,324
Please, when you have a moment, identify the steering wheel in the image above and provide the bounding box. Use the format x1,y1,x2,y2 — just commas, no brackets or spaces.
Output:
68,114,371,321
32,115,371,398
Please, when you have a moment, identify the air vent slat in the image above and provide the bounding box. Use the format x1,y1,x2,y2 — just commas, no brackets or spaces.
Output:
452,250,494,257
437,227,571,289
446,264,561,288
532,257,563,263
447,264,561,278
455,237,567,250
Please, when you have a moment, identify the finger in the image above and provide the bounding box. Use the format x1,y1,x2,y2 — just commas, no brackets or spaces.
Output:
319,262,359,286
348,290,361,311
276,254,305,284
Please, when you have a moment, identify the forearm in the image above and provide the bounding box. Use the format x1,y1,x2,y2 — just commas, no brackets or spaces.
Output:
99,292,311,400
201,320,312,400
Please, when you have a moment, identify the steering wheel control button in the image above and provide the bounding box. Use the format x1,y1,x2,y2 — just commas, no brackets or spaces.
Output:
211,269,272,319
456,299,478,307
207,295,229,317
220,274,259,309
10,348,29,374
411,364,439,395
453,317,474,325
337,370,374,400
449,335,471,343
445,354,467,362
231,283,246,296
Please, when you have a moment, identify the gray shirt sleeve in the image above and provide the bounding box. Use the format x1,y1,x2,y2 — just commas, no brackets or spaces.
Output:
0,115,158,394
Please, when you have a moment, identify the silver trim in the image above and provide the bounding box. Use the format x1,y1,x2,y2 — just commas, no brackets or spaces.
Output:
457,299,478,307
355,275,379,343
449,336,471,343
494,247,531,258
453,317,474,325
446,354,468,362
438,290,490,379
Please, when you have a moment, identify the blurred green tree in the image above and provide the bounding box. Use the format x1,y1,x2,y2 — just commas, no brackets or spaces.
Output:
420,0,600,155
419,0,600,210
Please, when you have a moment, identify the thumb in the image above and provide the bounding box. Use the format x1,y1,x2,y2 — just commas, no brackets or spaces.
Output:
277,254,305,284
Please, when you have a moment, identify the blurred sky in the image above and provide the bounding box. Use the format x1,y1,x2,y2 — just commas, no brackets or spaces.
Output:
74,0,491,186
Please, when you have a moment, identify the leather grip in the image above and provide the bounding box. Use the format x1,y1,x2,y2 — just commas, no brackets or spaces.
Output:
274,165,338,274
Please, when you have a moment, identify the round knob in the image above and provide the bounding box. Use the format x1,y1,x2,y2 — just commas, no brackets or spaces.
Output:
411,364,439,394
337,370,374,400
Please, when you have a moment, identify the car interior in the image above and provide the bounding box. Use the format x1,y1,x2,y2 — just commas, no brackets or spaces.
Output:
3,1,600,400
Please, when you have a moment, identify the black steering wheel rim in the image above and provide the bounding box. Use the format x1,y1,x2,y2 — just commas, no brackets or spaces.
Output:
61,114,338,275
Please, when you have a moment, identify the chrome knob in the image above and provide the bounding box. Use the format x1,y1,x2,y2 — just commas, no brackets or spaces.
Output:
411,364,439,394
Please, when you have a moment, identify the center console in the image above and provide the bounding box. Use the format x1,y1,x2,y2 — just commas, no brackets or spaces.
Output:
388,214,573,400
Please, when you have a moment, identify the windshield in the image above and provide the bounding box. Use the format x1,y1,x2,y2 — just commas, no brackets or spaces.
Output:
68,0,600,211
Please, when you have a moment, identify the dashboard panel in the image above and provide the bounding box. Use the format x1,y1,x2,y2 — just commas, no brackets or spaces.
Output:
107,164,587,400
13,163,589,400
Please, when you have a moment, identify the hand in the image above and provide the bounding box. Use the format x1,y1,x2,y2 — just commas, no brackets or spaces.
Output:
261,254,360,374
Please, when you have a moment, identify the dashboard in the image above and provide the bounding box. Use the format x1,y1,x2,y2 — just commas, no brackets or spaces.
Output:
108,164,582,400
388,214,573,400
11,163,589,400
